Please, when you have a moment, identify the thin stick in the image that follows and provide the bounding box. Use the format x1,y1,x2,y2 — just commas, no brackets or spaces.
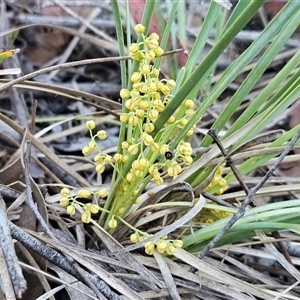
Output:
0,49,182,93
202,191,235,208
9,222,120,300
208,129,250,194
190,129,300,271
207,129,293,263
29,99,37,134
0,194,27,298
24,140,55,239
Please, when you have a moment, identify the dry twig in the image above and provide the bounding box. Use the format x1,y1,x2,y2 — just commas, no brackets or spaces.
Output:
0,194,27,298
192,128,300,270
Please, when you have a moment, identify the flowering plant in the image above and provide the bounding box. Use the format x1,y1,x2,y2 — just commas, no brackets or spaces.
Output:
59,0,300,255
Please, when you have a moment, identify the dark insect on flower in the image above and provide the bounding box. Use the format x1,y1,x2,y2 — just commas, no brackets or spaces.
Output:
165,151,174,160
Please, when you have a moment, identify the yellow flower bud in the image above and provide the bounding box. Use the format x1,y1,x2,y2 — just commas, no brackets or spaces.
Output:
183,147,193,156
139,158,149,169
135,23,145,34
88,140,97,150
114,153,123,163
90,204,100,214
166,244,176,255
131,51,144,61
129,115,139,127
120,88,130,98
143,135,154,146
154,46,164,56
139,84,148,94
105,155,112,164
132,160,141,170
149,165,159,175
160,85,170,95
98,188,107,197
94,155,103,163
138,236,146,242
152,94,161,103
149,82,157,91
86,120,95,130
61,188,70,197
82,146,92,156
81,211,91,223
160,144,169,156
167,167,177,177
173,240,183,248
141,64,150,74
108,218,117,228
144,51,153,61
179,118,188,126
149,33,159,41
77,189,92,198
184,99,195,109
126,172,134,183
97,130,107,140
120,113,129,123
135,197,141,204
136,109,145,119
185,109,195,117
156,82,164,90
153,98,163,107
129,43,139,53
145,241,155,252
167,116,175,124
66,205,76,216
60,197,69,207
125,99,134,111
167,79,176,89
132,83,140,90
183,156,193,165
149,109,159,120
140,100,149,110
151,68,160,77
150,142,160,152
130,233,139,243
134,169,143,177
96,164,105,173
122,155,129,162
145,247,154,255
121,141,129,150
128,145,138,155
186,129,194,136
131,72,142,83
218,178,228,187
133,96,142,107
143,122,155,132
157,241,167,254
154,176,163,185
148,39,159,49
174,164,182,174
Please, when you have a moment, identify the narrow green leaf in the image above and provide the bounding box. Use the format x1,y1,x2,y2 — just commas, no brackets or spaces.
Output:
153,1,266,136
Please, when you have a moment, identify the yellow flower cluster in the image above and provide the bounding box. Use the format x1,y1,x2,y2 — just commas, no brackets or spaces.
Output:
59,187,107,223
206,164,228,195
81,120,113,174
194,207,232,224
130,232,183,255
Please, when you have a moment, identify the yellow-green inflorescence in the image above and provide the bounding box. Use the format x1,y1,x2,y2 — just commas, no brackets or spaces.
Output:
59,24,228,254
206,164,229,195
195,164,231,223
130,232,183,255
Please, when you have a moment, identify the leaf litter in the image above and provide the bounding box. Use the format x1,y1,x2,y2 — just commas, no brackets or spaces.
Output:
1,1,300,299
